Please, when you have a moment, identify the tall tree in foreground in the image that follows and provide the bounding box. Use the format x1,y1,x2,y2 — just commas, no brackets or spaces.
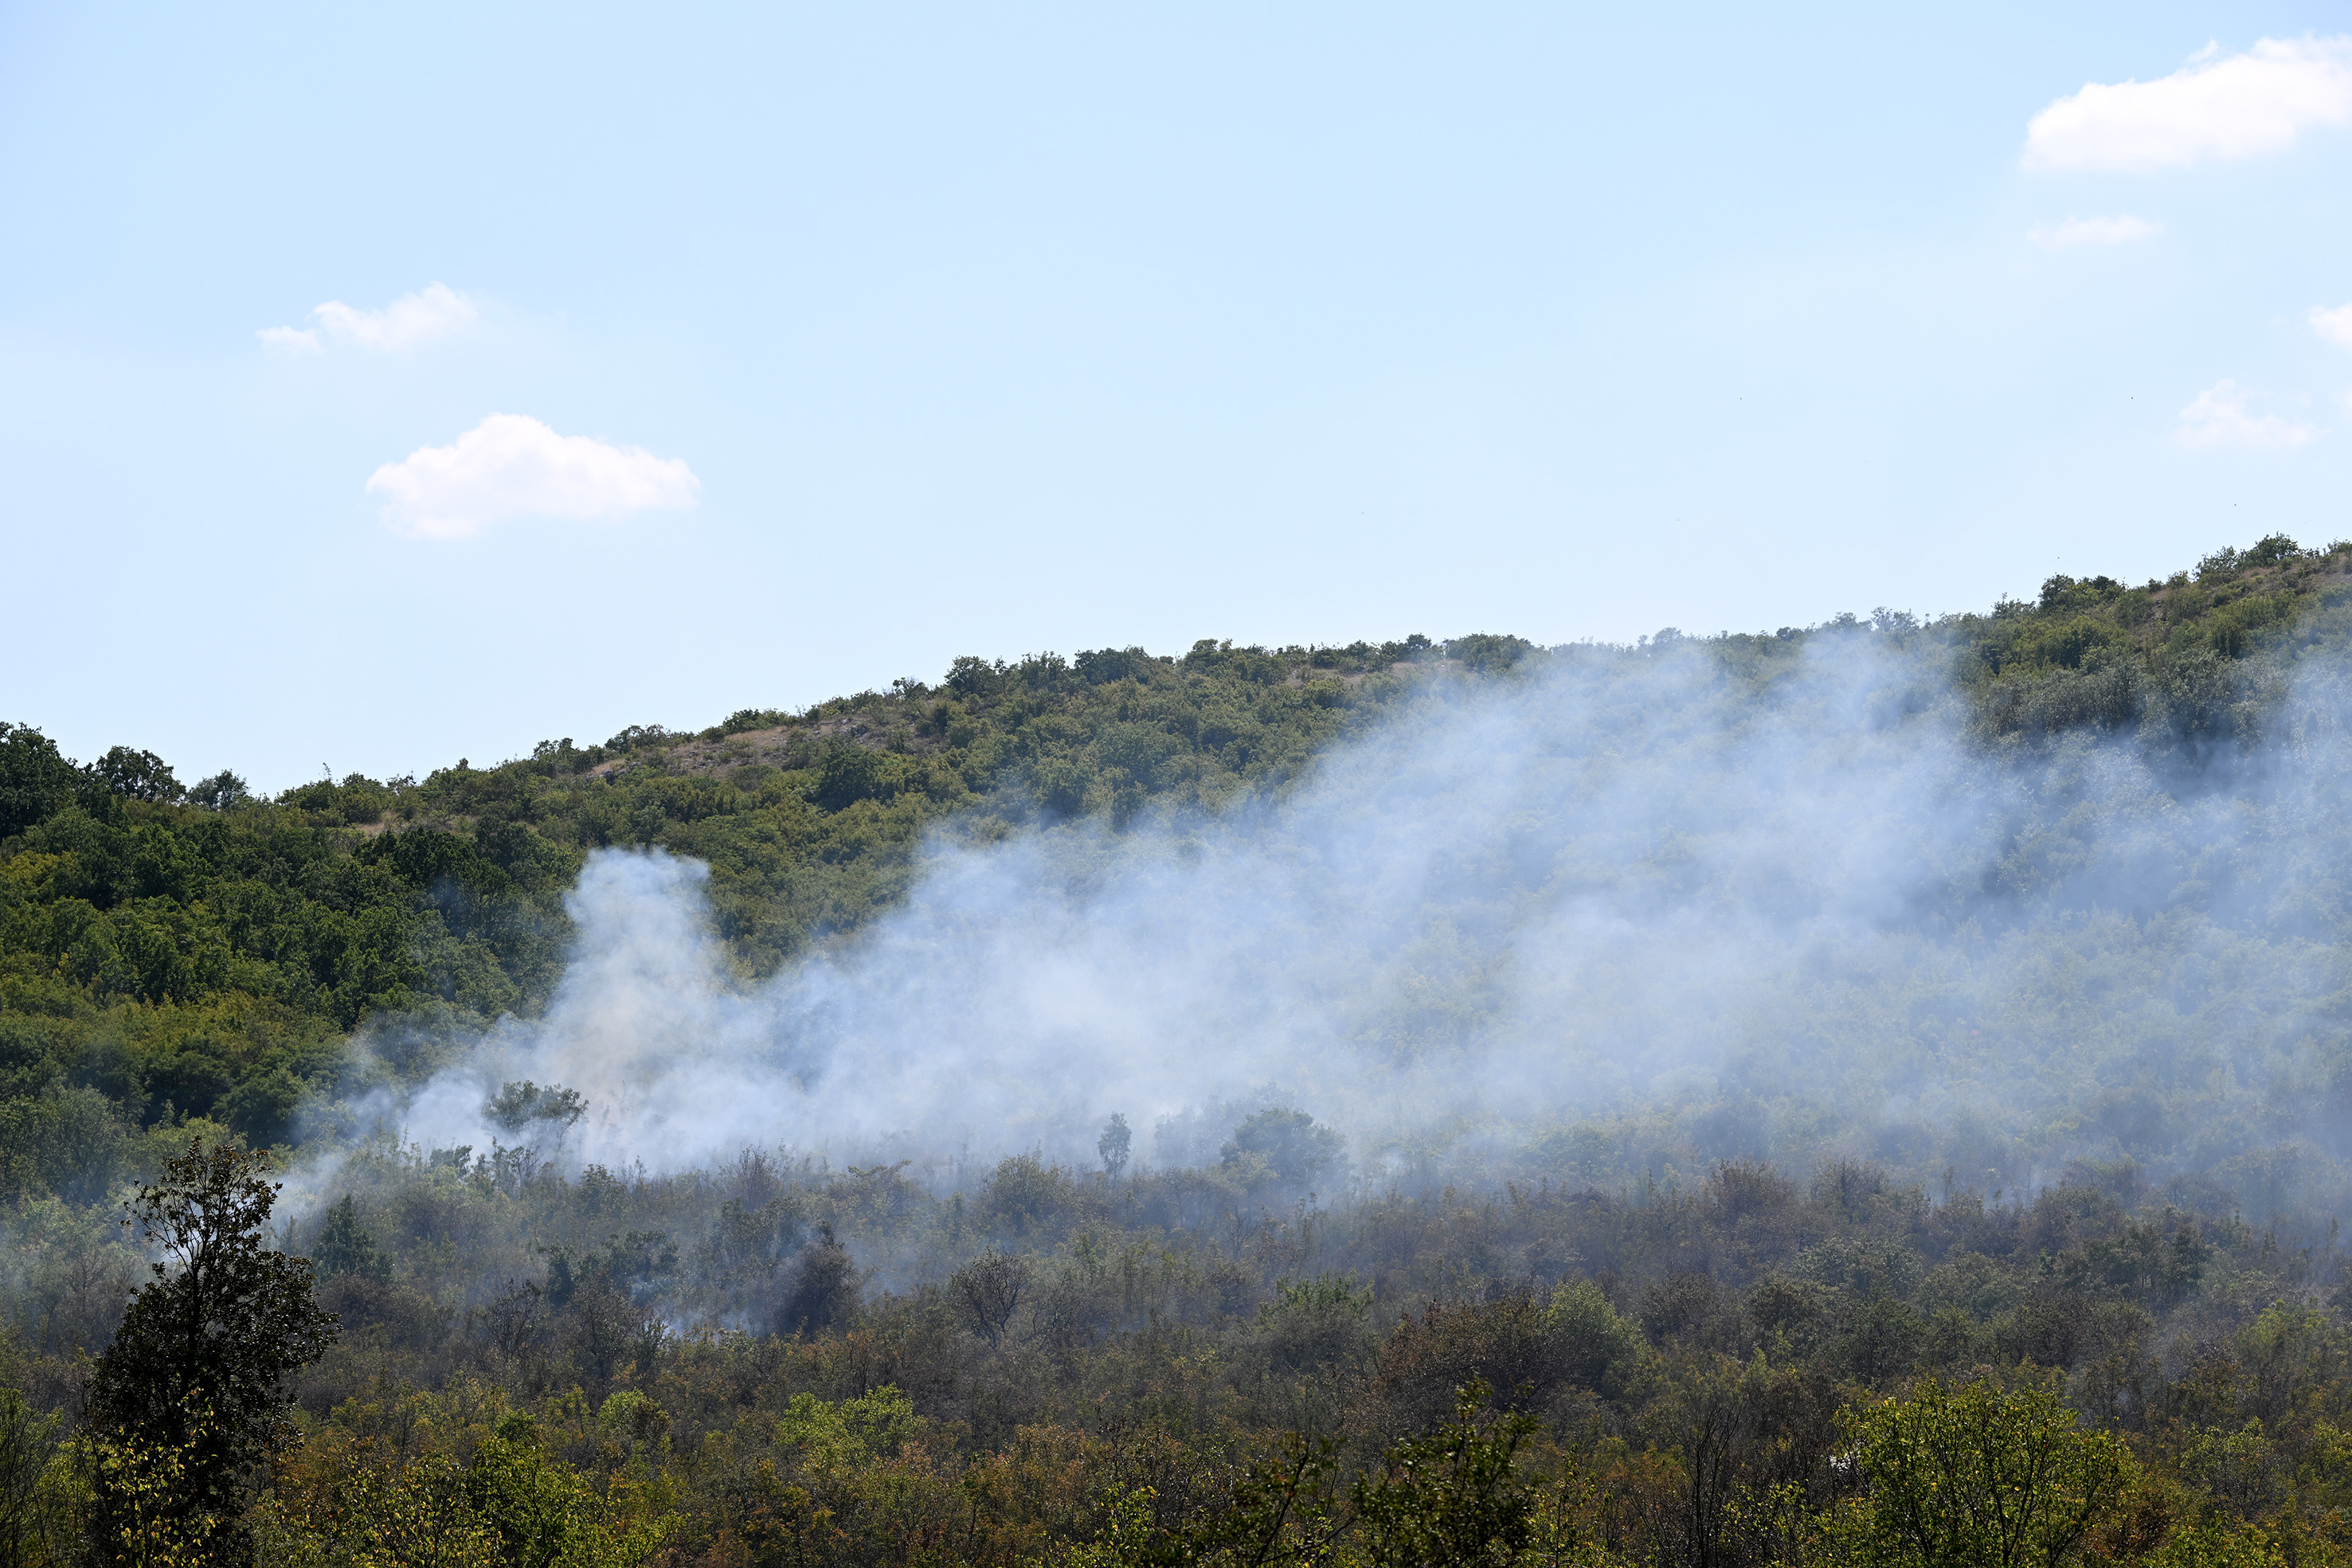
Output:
85,1137,338,1563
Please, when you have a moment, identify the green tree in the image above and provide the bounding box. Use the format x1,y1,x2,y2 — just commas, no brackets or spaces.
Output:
84,1138,338,1562
467,1410,671,1567
256,1446,503,1566
185,769,249,810
813,742,887,810
1831,1377,2136,1568
1221,1108,1344,1191
85,747,183,805
256,1412,667,1567
485,1080,588,1136
1198,1432,1343,1568
1098,1112,1133,1179
84,1408,224,1568
311,1194,393,1283
0,1388,72,1568
1352,1379,1537,1568
0,722,84,840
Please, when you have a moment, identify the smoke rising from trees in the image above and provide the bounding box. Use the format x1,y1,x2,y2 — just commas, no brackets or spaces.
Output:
369,628,2352,1223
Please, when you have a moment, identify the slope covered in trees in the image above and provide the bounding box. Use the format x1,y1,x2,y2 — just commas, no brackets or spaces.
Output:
6,534,2352,1563
6,534,2346,1181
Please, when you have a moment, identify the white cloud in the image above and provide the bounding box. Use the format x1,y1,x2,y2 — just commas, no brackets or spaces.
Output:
2174,380,2319,451
2024,37,2352,170
259,282,477,354
2313,303,2352,350
2028,214,2163,248
367,414,701,539
257,324,324,353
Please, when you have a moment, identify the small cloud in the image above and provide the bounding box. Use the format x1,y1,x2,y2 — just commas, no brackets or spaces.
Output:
2024,36,2352,170
2028,214,2162,249
367,414,701,540
257,325,323,354
2312,303,2352,350
260,282,477,354
2174,380,2319,451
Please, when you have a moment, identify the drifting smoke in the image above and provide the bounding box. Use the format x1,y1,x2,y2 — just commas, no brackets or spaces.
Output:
360,631,2352,1212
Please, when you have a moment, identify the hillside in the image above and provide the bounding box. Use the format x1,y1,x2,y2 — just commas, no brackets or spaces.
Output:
3,535,2348,1191
10,534,2352,1563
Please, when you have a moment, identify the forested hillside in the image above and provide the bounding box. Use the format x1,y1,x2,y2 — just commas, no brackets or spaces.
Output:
7,534,2352,1565
8,535,2345,1179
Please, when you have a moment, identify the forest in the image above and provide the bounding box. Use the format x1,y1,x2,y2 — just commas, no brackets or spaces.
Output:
6,533,2352,1565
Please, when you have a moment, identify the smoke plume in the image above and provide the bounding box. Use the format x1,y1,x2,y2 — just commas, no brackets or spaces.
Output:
365,629,2352,1216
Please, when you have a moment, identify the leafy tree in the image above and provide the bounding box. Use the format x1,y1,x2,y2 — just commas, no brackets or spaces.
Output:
256,1445,500,1565
84,1138,338,1561
0,1086,137,1206
485,1080,588,1136
0,1388,69,1568
260,1410,668,1566
311,1194,392,1283
2146,1520,2287,1568
2242,533,2303,569
1446,632,1535,673
84,1407,224,1568
469,1411,672,1565
1194,1432,1344,1568
945,655,1004,698
1256,1276,1376,1377
0,722,82,840
86,747,183,805
1057,1482,1170,1568
1831,1377,2136,1568
1098,1112,1133,1179
1221,1108,1343,1190
780,1223,859,1338
773,1384,923,1472
184,770,249,811
1352,1378,1538,1567
814,741,887,810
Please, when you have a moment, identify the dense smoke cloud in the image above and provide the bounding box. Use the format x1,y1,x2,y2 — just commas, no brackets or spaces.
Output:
363,630,2352,1215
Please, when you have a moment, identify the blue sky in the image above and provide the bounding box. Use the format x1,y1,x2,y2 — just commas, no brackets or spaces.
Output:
5,2,2350,788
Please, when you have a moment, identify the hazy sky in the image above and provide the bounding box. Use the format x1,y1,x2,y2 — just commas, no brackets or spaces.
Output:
5,2,2350,788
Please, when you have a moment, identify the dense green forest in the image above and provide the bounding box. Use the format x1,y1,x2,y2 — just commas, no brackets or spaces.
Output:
7,534,2352,1564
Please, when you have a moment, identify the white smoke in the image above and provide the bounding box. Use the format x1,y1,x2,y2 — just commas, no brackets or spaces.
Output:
358,630,2352,1205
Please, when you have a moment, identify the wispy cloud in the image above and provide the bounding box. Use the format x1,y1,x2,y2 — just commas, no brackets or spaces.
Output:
367,414,700,540
2024,37,2352,170
2174,380,2319,451
2027,214,2163,249
260,282,478,354
2313,303,2352,350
